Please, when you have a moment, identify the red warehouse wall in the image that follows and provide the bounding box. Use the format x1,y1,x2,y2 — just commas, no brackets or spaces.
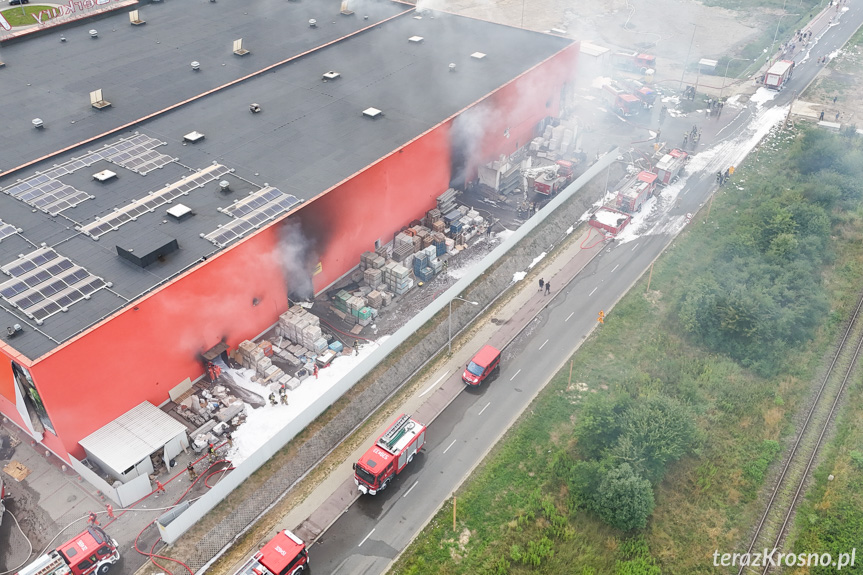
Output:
27,225,290,458
300,124,452,293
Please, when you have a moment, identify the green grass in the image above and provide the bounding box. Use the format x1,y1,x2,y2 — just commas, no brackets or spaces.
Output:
0,6,52,27
391,127,863,574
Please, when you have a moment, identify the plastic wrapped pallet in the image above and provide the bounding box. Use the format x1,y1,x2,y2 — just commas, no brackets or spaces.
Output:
313,337,329,354
328,340,344,353
284,377,302,391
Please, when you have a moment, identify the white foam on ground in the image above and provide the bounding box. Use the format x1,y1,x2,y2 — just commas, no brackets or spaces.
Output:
749,87,778,106
512,271,527,282
219,337,389,464
528,252,547,269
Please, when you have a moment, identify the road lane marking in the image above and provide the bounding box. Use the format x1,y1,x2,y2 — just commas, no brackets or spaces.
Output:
632,242,640,251
510,369,521,381
611,264,619,272
566,311,574,322
420,372,448,397
478,402,491,416
589,287,597,296
359,528,375,547
403,481,418,498
443,439,457,454
539,339,549,350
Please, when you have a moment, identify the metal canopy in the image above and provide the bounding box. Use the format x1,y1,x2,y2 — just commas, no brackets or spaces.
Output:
79,401,187,475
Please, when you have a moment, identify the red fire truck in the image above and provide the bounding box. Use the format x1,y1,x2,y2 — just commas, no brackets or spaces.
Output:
16,526,120,575
531,160,574,196
763,59,794,90
615,171,658,213
354,414,426,495
653,149,688,185
602,84,640,117
234,530,309,575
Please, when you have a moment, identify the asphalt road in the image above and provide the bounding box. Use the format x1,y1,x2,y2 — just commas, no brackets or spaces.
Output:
304,4,863,575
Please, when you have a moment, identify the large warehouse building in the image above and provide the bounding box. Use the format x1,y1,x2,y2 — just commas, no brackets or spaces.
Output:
0,0,578,463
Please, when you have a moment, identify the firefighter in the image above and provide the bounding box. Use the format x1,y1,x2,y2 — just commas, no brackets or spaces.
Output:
155,480,166,495
313,364,319,379
716,171,722,184
354,340,360,356
225,431,233,448
269,392,278,406
279,386,288,405
187,462,198,482
207,443,217,464
106,504,115,520
88,511,99,526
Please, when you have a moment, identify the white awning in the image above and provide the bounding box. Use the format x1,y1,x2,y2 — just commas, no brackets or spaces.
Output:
79,401,187,475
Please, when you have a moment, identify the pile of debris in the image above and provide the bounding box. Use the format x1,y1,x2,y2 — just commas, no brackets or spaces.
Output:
177,384,247,452
237,338,303,391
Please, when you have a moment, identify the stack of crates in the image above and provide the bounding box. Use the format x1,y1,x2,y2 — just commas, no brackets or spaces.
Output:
433,232,447,256
432,219,447,233
425,208,442,228
413,252,434,283
367,290,383,308
384,262,412,295
347,295,366,318
333,290,352,314
360,251,386,270
364,267,382,287
328,340,344,353
467,209,483,226
393,233,414,262
277,307,323,354
358,306,373,326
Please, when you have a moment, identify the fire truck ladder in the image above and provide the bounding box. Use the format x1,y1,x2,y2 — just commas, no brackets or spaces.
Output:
27,554,68,575
378,414,415,450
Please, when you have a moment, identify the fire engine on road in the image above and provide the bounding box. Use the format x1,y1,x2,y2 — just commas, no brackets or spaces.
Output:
354,414,426,495
16,526,120,575
234,529,309,575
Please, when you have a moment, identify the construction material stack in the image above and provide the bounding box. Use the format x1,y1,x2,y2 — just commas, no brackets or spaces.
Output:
436,188,458,216
383,261,413,295
235,338,297,391
393,232,415,263
277,306,327,355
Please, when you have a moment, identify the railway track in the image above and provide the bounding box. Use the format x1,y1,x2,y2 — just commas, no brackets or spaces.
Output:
736,291,863,574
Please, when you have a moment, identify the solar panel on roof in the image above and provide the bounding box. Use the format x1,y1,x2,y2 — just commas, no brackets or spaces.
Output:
204,186,300,248
0,248,109,324
0,221,17,243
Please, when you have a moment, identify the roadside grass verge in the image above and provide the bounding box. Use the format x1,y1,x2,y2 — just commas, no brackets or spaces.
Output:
0,6,49,27
391,126,863,575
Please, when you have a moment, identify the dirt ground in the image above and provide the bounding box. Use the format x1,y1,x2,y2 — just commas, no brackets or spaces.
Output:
796,36,863,126
417,0,767,86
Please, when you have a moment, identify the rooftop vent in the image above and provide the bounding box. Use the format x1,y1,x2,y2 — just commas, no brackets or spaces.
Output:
363,107,383,119
449,63,456,72
408,36,424,43
116,230,179,268
471,52,487,59
129,10,145,25
340,0,353,15
219,180,231,192
191,61,201,71
93,169,117,182
309,19,317,27
90,89,111,110
6,324,22,339
166,204,193,221
32,118,44,129
89,29,98,38
233,38,250,56
323,71,341,80
184,131,205,143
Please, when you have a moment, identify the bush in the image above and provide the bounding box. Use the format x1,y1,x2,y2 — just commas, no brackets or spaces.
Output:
595,464,655,531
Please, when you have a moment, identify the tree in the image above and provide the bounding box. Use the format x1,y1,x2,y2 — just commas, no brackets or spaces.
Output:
575,394,630,459
610,395,697,483
596,464,654,531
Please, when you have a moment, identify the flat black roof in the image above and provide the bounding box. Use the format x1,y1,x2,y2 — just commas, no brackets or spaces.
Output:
0,1,573,360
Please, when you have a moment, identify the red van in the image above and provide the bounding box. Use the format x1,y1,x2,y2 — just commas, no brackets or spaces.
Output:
462,345,501,386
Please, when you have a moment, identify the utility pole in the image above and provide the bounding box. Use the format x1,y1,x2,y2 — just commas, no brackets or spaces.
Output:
679,24,697,90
